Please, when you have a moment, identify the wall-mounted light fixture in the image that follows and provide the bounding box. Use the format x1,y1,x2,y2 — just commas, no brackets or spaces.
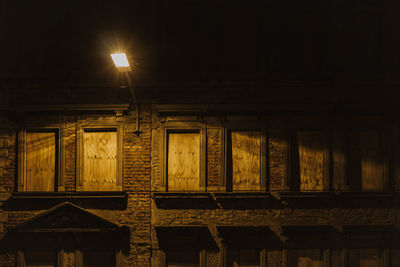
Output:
111,52,131,72
110,52,141,135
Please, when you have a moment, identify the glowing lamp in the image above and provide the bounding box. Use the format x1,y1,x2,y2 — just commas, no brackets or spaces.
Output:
110,53,131,72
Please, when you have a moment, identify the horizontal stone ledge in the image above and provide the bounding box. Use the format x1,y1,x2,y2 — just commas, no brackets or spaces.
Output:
11,191,128,199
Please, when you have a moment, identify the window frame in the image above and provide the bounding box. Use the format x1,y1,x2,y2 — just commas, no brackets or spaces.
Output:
18,126,65,192
76,116,123,192
223,121,268,192
161,121,206,191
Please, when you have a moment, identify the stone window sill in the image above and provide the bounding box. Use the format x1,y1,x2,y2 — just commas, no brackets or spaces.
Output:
12,191,127,199
152,191,278,209
279,191,335,199
6,192,127,210
337,191,395,199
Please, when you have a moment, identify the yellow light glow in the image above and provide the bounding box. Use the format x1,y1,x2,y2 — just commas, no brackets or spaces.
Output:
111,53,130,68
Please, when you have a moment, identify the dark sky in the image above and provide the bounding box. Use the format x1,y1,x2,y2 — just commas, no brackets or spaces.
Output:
1,0,400,104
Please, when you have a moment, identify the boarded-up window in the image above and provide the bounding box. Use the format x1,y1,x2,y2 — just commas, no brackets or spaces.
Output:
350,131,384,191
166,250,199,267
83,250,115,267
83,131,117,191
297,131,326,191
330,250,344,267
227,249,260,267
348,249,381,267
25,132,57,191
24,250,57,267
391,249,400,267
231,131,261,191
168,133,200,191
288,249,323,267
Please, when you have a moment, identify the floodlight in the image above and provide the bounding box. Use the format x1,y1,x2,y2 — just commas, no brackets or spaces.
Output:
110,53,131,72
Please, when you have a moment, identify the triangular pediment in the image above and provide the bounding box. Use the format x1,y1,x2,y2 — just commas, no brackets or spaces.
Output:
13,202,120,232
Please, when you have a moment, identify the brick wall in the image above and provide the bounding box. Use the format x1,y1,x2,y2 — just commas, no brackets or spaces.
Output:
1,106,400,267
0,105,153,267
207,128,222,188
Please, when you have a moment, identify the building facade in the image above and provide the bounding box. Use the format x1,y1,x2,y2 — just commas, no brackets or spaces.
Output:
0,97,399,266
1,0,400,266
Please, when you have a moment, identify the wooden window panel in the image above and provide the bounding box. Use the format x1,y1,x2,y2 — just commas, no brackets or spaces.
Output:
231,131,261,191
297,131,326,191
227,249,260,267
330,250,344,267
167,133,201,191
391,249,400,267
82,131,118,191
83,250,116,267
25,132,57,192
348,249,381,267
288,249,323,267
359,132,383,191
24,250,58,267
360,249,380,267
349,131,384,191
166,250,200,267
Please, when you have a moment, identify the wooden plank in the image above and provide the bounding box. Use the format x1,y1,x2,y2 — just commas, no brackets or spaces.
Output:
239,249,260,267
289,249,323,267
26,132,56,191
83,131,117,191
83,250,115,267
391,249,400,267
359,132,383,191
298,249,323,267
297,132,325,191
25,250,57,267
330,250,344,267
348,249,361,267
231,131,261,191
359,249,379,267
167,250,199,267
168,133,200,191
227,250,260,267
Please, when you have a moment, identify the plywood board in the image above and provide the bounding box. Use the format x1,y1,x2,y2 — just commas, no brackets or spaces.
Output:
359,249,380,267
391,249,400,267
231,131,261,191
168,133,200,191
289,249,323,267
330,250,344,267
83,131,117,191
25,250,57,267
347,249,361,267
359,132,383,191
167,250,199,267
297,132,325,191
83,251,115,267
26,132,56,191
227,250,260,267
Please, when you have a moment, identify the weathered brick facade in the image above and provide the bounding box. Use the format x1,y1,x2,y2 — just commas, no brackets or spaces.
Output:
0,98,399,266
2,0,400,266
